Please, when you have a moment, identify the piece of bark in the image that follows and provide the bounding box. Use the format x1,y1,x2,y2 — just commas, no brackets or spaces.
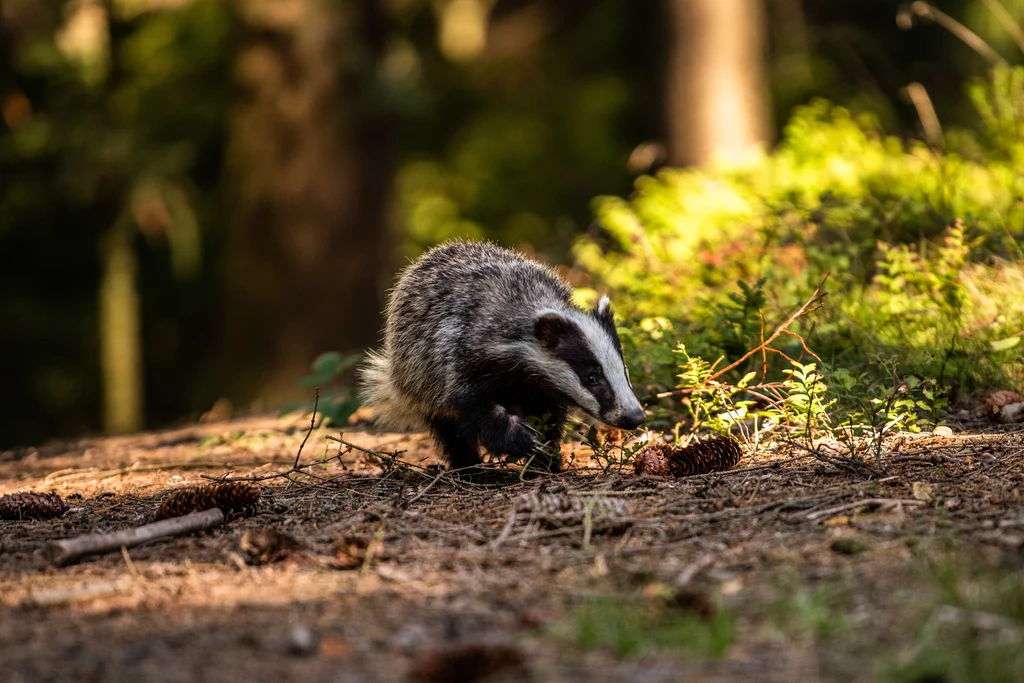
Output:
43,508,225,566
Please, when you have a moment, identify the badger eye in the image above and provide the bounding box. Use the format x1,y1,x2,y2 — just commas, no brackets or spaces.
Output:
585,373,599,386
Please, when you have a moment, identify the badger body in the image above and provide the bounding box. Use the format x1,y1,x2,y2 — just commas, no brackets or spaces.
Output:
360,241,645,470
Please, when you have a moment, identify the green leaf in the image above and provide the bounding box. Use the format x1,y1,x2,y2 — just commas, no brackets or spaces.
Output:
298,351,364,387
990,336,1021,352
312,351,344,376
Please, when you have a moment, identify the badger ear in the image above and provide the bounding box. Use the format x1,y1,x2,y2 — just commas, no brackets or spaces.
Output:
534,311,574,352
592,294,613,321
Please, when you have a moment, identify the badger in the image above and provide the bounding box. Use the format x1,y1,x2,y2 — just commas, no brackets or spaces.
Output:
359,241,646,471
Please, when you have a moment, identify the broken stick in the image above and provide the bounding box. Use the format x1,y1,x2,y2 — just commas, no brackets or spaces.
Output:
43,507,225,567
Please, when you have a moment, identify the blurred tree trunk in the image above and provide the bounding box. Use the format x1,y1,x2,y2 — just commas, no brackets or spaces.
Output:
99,222,143,434
223,0,393,404
97,0,143,434
665,0,771,167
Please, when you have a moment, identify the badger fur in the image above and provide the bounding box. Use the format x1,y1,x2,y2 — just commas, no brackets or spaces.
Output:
360,241,646,471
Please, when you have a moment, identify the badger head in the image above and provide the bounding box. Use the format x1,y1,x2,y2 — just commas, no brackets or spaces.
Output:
532,294,646,430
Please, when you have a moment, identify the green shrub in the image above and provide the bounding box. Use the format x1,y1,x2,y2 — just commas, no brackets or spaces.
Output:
577,67,1024,438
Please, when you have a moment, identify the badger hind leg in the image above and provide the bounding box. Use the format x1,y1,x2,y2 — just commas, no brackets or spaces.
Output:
428,416,482,469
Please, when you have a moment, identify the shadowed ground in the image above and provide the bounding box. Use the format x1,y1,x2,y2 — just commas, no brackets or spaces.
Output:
3,415,1023,682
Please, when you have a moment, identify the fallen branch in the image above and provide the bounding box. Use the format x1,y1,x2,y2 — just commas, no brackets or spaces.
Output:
43,508,225,566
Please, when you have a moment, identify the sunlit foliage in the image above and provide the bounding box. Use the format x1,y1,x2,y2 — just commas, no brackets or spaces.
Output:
578,67,1024,426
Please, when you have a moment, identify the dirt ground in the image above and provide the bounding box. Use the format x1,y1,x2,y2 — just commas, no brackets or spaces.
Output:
2,414,1024,683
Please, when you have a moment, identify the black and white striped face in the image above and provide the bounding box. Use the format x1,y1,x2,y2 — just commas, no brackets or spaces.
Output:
532,295,646,429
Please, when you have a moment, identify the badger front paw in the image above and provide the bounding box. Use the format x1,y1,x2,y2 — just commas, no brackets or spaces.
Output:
478,405,541,458
478,406,562,472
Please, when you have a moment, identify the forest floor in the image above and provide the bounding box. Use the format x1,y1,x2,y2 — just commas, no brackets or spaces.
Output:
2,413,1024,683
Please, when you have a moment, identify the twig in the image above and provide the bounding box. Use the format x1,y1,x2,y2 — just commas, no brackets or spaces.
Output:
806,498,926,521
406,468,446,506
402,462,512,506
681,453,814,479
783,439,887,478
43,508,226,566
890,453,955,464
199,448,347,482
120,546,140,580
491,508,519,549
873,380,911,467
908,2,1005,65
980,0,1024,56
202,401,363,483
675,553,718,588
706,275,828,384
905,82,943,148
295,388,319,468
324,434,421,471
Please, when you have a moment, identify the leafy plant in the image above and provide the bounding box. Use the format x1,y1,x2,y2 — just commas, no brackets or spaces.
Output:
674,343,759,437
284,351,364,425
830,363,948,464
576,67,1024,440
775,361,833,444
579,423,648,473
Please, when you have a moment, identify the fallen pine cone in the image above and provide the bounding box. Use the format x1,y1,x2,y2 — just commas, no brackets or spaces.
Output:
0,491,68,520
633,443,673,477
512,491,633,520
634,436,742,477
981,390,1022,418
155,482,260,521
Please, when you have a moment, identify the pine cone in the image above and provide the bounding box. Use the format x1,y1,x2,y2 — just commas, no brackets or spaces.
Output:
0,491,68,520
155,482,260,521
634,436,742,477
512,491,633,522
633,441,673,476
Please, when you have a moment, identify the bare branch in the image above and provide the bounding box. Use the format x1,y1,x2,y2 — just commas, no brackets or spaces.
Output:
43,508,225,566
655,275,829,400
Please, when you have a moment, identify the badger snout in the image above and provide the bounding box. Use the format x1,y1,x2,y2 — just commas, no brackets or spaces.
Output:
607,407,646,430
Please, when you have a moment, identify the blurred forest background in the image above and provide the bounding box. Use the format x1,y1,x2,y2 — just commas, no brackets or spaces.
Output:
2,0,1022,448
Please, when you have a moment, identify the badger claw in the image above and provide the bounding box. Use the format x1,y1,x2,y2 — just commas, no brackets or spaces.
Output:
524,440,562,473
